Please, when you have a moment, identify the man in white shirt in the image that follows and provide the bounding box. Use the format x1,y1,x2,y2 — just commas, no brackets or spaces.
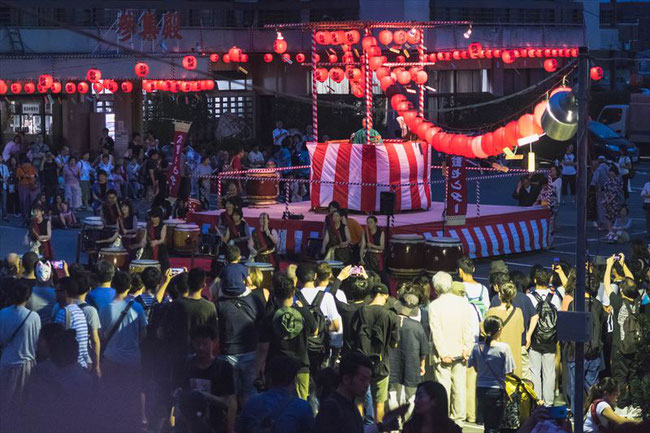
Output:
560,144,577,203
272,120,289,146
246,144,265,168
2,135,21,161
428,271,474,423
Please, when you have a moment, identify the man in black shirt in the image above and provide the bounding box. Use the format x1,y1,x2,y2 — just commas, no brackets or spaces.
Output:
259,273,316,400
40,152,59,202
144,150,161,201
350,284,399,422
512,175,540,207
331,275,369,357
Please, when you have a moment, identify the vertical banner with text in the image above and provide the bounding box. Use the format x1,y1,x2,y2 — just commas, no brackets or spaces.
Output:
167,121,192,198
445,155,468,226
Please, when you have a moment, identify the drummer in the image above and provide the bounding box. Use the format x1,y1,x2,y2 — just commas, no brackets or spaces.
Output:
27,205,53,259
141,206,169,271
118,201,144,255
359,215,385,273
172,195,191,220
96,189,121,247
248,212,279,266
320,209,352,264
216,197,241,237
321,200,340,236
222,208,250,259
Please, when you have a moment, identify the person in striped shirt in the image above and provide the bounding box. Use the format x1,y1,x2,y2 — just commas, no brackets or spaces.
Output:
54,277,90,369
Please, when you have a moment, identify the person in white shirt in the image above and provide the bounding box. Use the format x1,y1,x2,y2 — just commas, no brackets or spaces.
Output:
560,144,577,204
617,147,632,200
272,120,289,146
641,175,650,237
428,271,474,423
2,135,21,161
246,144,265,168
0,154,10,221
584,377,640,432
457,256,489,424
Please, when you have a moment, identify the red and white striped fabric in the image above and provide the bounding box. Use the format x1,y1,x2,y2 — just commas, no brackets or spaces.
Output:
307,141,432,212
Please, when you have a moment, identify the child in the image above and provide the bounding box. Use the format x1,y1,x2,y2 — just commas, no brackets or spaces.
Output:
218,245,251,297
57,195,77,229
608,206,631,244
584,377,640,432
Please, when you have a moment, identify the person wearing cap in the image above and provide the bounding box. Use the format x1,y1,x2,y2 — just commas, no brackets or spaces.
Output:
26,261,56,325
428,271,474,424
388,293,429,419
349,283,399,422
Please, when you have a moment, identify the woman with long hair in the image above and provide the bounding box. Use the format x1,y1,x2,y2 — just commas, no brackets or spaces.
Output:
403,381,461,433
484,282,524,377
468,316,515,433
584,377,640,432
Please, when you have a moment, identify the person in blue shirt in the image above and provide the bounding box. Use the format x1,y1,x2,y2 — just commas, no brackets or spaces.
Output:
274,137,292,168
238,355,314,433
87,260,116,312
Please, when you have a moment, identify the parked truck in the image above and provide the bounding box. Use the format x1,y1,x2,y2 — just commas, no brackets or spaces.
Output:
597,92,650,154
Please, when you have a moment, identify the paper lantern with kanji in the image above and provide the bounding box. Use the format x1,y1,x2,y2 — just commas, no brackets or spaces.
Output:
393,30,407,45
295,53,306,63
590,67,603,81
51,82,62,93
121,81,133,93
93,82,104,93
362,36,377,51
273,36,288,54
209,53,219,62
181,81,193,92
10,82,21,94
183,55,198,70
544,59,558,72
329,68,345,83
143,80,155,92
192,81,203,92
315,31,331,45
135,62,150,77
378,30,393,46
86,68,101,83
328,54,338,64
37,84,47,93
38,74,53,89
369,56,384,71
502,51,515,64
104,80,118,93
406,29,421,45
281,53,291,62
228,46,242,62
222,54,231,63
315,68,329,82
346,68,362,81
342,52,354,64
77,82,89,94
170,81,181,93
345,30,360,45
263,53,273,63
0,80,7,95
64,82,77,94
24,82,36,94
375,67,390,80
351,85,364,98
330,31,345,45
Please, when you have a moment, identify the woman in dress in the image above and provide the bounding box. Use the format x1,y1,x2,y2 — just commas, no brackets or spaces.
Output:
602,165,624,235
320,209,352,264
223,208,250,258
142,206,169,271
248,212,279,266
27,205,53,259
360,215,385,273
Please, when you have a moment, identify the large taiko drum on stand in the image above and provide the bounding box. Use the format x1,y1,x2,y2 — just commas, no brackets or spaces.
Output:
130,259,160,274
98,248,129,270
424,237,464,275
248,262,274,291
246,172,278,205
164,219,184,248
387,234,425,277
173,224,200,254
81,217,104,252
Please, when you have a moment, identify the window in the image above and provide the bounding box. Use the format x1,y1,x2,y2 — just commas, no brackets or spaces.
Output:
143,97,154,122
207,94,254,121
216,77,252,91
95,99,114,113
315,73,380,95
598,108,622,126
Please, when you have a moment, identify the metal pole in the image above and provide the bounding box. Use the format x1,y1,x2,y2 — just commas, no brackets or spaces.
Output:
574,46,591,433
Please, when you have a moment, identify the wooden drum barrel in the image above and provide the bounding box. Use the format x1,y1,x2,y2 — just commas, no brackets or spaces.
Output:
173,224,200,254
164,219,184,249
98,248,129,270
424,237,464,275
129,260,160,274
387,234,425,277
246,172,278,205
81,217,104,252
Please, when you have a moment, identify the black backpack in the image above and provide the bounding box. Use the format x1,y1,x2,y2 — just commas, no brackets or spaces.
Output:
619,298,643,355
564,296,603,361
532,291,558,353
296,290,329,355
351,307,387,376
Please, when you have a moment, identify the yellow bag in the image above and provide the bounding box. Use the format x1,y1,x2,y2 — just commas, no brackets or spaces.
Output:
505,374,538,423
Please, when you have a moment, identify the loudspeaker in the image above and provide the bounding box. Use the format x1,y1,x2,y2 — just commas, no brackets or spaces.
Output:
380,191,396,216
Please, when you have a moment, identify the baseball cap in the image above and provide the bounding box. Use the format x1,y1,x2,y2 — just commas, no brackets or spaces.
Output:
36,261,52,283
272,307,304,340
489,260,508,275
371,283,389,296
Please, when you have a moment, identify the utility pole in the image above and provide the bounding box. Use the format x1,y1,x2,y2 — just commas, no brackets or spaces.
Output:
574,45,591,433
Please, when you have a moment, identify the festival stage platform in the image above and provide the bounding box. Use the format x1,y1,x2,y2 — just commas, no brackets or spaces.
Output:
187,201,551,260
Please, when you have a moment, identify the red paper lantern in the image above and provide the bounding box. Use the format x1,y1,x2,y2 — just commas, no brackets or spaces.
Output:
135,62,150,77
551,49,558,57
142,80,154,92
437,52,445,61
492,127,507,154
461,50,470,60
169,81,180,93
533,100,548,129
351,85,364,98
429,53,437,63
315,68,329,82
571,48,579,57
535,49,543,58
182,55,197,70
504,121,520,148
273,37,288,54
480,132,494,156
193,81,203,92
203,80,215,90
104,80,118,93
0,80,6,94
376,67,390,80
513,49,521,58
38,74,53,89
64,82,77,94
408,67,420,80
93,82,103,93
37,84,47,93
345,30,360,45
24,82,36,94
366,46,380,58
406,29,421,45
391,94,406,110
342,52,354,64
402,110,417,124
222,54,231,63
369,56,384,70
527,48,536,58
396,70,412,85
51,82,61,93
209,53,219,62
417,121,431,140
544,49,552,57
77,82,89,94
590,66,603,81
240,54,249,62
86,68,101,83
393,30,407,45
396,55,406,63
379,76,395,91
452,51,461,60
228,46,242,62
315,31,331,45
493,49,502,58
296,53,306,63
264,53,273,63
425,127,440,145
329,68,345,83
120,81,133,93
346,68,362,81
331,31,345,45
378,30,393,46
181,81,193,92
469,42,483,58
281,53,291,62
328,54,338,64
518,114,538,137
362,36,377,51
485,49,493,59
544,59,558,72
502,51,515,64
414,71,428,85
10,82,21,94
438,133,453,154
396,101,412,112
313,53,321,63
450,135,466,156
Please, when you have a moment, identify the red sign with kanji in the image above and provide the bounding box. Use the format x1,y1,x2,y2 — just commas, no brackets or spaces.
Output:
117,11,136,42
139,10,158,41
445,155,468,225
162,11,182,40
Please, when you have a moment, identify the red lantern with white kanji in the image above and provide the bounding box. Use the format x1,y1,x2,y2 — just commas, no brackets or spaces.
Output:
264,53,273,63
135,62,150,77
209,53,219,62
64,82,77,94
183,55,197,70
77,82,89,94
24,82,36,94
121,81,133,93
86,68,101,83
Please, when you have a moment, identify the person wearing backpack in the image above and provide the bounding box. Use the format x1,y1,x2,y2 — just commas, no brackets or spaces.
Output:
350,283,399,423
526,267,561,406
584,377,641,432
238,355,314,433
258,273,316,400
604,255,643,411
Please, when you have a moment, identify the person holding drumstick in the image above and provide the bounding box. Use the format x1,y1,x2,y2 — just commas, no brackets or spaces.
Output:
96,189,122,248
118,201,145,258
217,197,241,238
360,215,385,273
142,206,169,271
26,205,53,259
320,210,352,264
248,212,280,266
223,208,251,259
